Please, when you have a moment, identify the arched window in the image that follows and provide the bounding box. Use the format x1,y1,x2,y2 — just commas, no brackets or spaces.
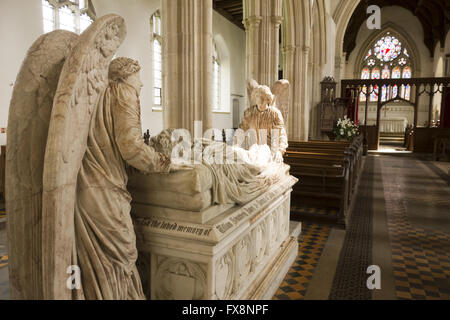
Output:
151,11,162,109
360,68,370,102
42,0,95,35
360,32,413,102
212,42,221,112
370,67,380,102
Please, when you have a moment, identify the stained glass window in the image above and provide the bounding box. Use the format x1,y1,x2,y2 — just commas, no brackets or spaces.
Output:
42,0,95,35
371,85,379,102
361,68,370,79
392,85,398,99
382,65,390,79
381,85,388,102
371,67,380,79
402,66,412,79
360,86,367,102
374,35,402,62
360,32,413,102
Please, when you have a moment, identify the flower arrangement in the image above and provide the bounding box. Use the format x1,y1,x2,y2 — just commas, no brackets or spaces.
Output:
333,116,359,141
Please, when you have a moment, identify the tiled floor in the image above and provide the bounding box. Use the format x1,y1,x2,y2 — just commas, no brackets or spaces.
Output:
290,205,338,217
0,154,449,301
273,222,332,300
0,217,8,300
381,157,450,300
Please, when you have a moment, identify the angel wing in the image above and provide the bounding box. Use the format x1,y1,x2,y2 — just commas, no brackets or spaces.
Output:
247,79,260,107
41,14,127,300
6,30,79,300
271,79,290,124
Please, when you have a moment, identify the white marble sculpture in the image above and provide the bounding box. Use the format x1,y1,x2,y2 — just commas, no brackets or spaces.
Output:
129,132,300,300
6,14,172,300
240,80,290,161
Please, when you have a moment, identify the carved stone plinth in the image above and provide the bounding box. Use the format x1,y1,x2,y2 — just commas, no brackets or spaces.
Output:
132,175,299,300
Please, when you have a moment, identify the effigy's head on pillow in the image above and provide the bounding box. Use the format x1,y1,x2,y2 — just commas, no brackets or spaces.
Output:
251,85,274,112
109,57,143,94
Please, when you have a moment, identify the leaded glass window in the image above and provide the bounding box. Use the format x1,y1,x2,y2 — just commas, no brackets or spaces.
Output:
42,0,95,35
360,32,413,102
212,42,221,112
151,11,163,108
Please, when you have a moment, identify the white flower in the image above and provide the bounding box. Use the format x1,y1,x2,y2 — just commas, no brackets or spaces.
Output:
340,129,344,135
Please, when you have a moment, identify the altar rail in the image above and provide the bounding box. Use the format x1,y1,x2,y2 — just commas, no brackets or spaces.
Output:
341,77,450,149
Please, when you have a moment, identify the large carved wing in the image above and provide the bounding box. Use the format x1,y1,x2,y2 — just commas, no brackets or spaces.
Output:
271,79,290,124
247,79,259,107
42,14,127,300
6,30,79,300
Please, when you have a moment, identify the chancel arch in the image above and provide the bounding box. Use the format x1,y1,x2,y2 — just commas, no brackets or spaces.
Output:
354,24,423,135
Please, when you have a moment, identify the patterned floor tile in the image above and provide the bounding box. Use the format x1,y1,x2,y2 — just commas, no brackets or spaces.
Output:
381,157,450,300
290,205,338,217
273,222,331,300
0,255,7,269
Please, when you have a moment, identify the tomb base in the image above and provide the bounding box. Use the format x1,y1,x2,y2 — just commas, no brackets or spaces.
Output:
132,175,299,300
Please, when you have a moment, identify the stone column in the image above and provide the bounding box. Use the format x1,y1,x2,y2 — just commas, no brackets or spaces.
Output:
243,0,282,87
162,0,213,134
281,0,312,142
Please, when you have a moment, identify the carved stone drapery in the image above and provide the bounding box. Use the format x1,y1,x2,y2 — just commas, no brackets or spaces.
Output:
162,0,213,134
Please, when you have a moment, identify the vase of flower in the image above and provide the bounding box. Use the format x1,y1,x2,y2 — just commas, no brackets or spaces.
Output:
333,116,359,142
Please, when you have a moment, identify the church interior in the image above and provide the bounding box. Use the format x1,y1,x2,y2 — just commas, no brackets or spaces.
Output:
0,0,449,301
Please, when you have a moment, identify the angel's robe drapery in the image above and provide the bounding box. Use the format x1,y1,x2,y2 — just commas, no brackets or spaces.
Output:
74,82,170,300
239,105,288,154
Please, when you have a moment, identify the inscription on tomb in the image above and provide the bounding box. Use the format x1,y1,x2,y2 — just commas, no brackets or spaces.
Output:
134,218,212,237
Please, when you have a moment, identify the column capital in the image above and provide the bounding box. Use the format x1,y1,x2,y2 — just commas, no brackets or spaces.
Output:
302,46,311,54
282,45,297,54
243,16,263,29
271,16,283,26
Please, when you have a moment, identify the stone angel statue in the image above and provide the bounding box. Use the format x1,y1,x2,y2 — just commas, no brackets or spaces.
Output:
240,79,290,161
6,15,170,300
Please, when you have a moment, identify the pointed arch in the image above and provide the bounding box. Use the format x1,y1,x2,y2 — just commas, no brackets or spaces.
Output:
353,23,421,78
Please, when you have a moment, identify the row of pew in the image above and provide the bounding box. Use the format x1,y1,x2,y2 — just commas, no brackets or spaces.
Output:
284,135,364,227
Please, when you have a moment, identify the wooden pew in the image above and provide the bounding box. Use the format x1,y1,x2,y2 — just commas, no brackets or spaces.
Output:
284,135,363,227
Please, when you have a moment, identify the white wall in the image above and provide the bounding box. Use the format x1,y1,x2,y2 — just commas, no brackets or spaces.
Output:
0,0,43,146
94,1,246,134
347,5,437,128
322,13,336,78
93,0,163,136
212,11,246,131
0,0,246,148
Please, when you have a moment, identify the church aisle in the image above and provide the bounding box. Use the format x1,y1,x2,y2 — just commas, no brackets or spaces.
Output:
275,154,449,300
0,154,448,301
273,223,332,300
380,155,450,300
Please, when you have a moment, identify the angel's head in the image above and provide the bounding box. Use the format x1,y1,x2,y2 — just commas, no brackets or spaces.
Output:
251,85,274,112
109,57,143,95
